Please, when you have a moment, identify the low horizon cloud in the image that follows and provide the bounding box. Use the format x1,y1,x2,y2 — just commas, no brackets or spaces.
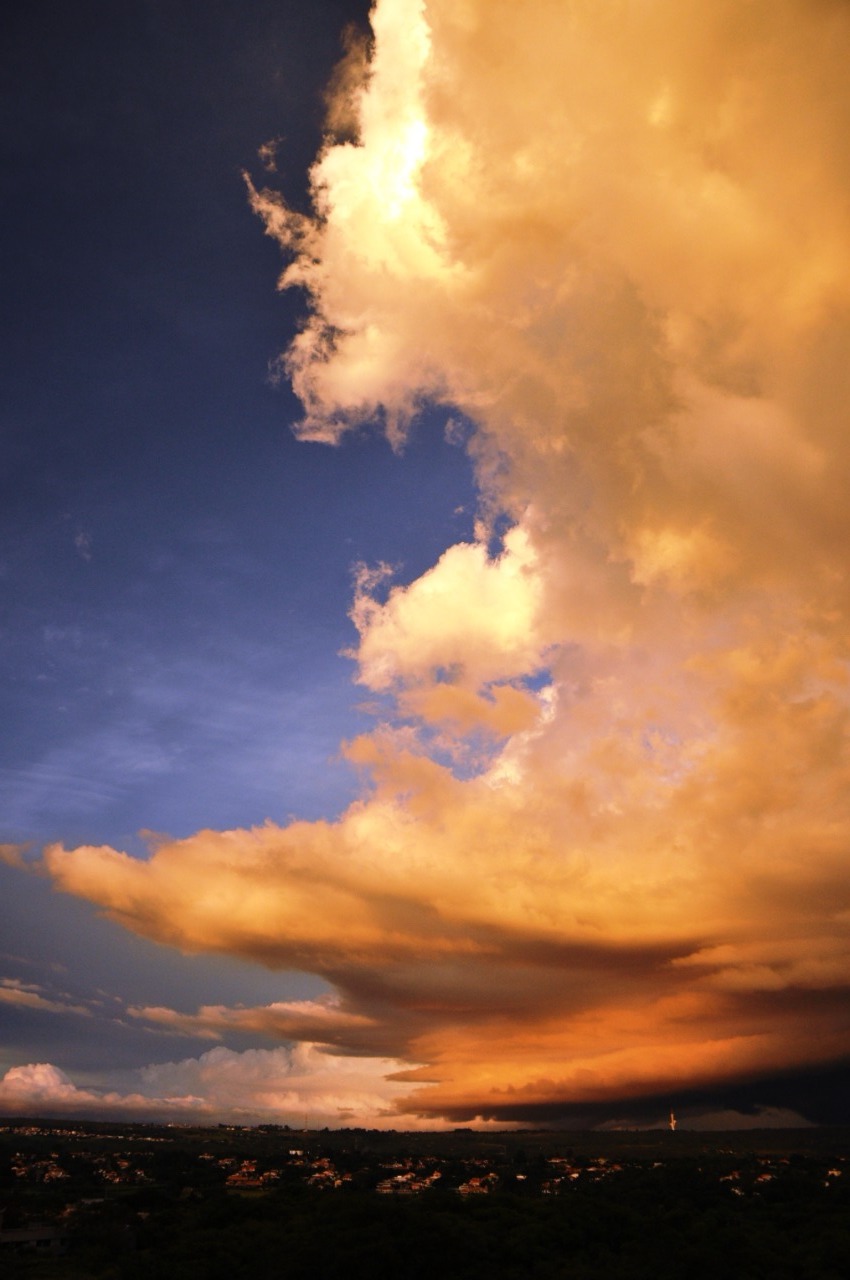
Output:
0,1054,816,1133
11,0,850,1127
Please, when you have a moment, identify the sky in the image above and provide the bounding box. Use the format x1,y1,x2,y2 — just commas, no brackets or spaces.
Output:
2,0,850,1132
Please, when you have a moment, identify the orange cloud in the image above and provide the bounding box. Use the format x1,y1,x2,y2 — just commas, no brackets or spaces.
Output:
0,978,91,1018
129,996,379,1049
33,0,850,1124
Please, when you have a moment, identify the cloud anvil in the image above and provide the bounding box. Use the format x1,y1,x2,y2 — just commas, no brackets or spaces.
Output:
5,0,850,1128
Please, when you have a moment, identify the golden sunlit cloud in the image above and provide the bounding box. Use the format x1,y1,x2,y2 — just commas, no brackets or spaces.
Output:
32,0,850,1124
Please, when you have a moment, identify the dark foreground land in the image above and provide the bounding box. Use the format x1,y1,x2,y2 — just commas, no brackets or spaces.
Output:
2,1119,849,1278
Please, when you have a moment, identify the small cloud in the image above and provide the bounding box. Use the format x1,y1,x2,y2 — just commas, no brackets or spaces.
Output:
257,136,284,173
0,977,91,1017
74,530,92,562
0,844,30,871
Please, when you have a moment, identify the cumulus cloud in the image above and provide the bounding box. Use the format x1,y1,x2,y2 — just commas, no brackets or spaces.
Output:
351,526,549,694
33,0,850,1124
0,1046,442,1130
0,1062,203,1119
138,1044,426,1128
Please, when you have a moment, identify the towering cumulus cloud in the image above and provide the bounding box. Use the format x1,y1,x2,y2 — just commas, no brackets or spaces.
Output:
42,0,850,1123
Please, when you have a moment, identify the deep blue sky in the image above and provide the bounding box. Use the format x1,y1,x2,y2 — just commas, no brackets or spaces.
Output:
1,0,475,1080
2,0,477,848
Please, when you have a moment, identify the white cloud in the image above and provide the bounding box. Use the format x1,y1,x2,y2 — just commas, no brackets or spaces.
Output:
0,1046,438,1129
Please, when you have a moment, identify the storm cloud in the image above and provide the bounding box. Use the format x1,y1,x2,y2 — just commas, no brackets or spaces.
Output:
30,0,850,1125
